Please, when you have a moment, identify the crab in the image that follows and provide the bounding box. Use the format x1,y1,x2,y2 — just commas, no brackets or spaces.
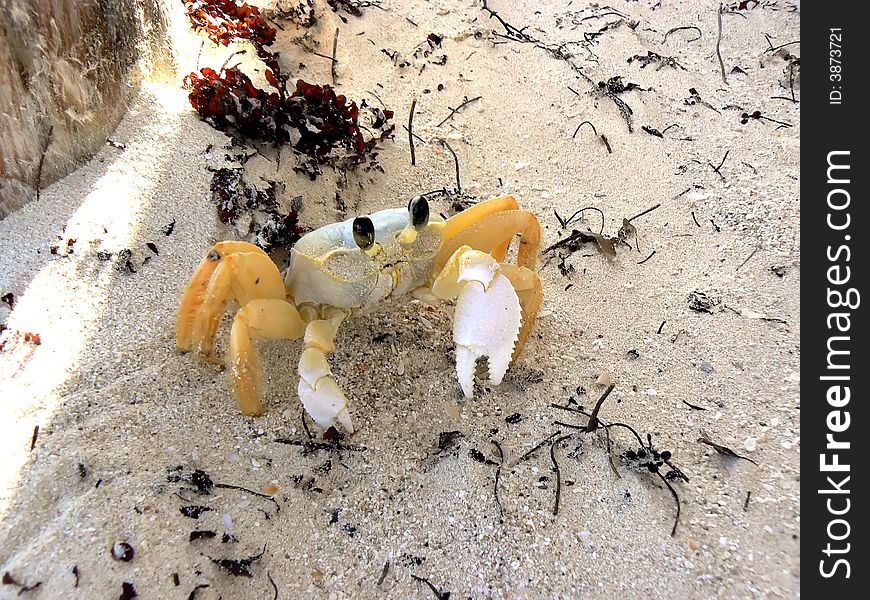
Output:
176,194,542,433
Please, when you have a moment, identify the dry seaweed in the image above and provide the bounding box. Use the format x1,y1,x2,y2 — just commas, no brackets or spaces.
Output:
687,290,721,313
628,51,686,71
327,0,382,16
209,168,305,251
481,1,635,131
544,229,617,259
184,0,276,48
550,390,689,536
740,109,793,129
207,545,267,577
180,505,213,519
119,582,137,599
186,72,393,167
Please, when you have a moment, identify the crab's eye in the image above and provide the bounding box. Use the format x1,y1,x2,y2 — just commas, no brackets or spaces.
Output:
352,216,376,250
408,195,429,231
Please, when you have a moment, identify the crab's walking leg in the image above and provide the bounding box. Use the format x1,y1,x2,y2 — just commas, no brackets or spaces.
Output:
229,299,305,415
296,308,355,433
176,242,286,356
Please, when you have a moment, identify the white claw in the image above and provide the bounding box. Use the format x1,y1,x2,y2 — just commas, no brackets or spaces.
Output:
453,264,522,397
298,377,354,433
455,346,477,398
298,349,354,433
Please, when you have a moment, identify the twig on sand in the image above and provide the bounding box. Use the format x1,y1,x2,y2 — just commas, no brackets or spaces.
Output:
267,571,279,600
411,574,450,600
331,27,340,83
554,206,605,233
550,434,572,515
716,4,728,85
516,431,563,464
658,470,682,536
441,140,462,193
737,246,759,270
708,149,730,180
377,561,390,586
584,383,616,432
219,50,247,75
663,26,702,43
408,99,418,166
437,96,482,127
491,440,504,518
481,0,633,131
628,203,660,223
213,483,280,513
572,120,598,138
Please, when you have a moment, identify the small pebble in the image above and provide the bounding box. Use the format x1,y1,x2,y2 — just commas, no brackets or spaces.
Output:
743,437,757,452
112,541,135,562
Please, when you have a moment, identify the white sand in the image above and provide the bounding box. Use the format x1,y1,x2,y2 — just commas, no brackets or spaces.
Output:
0,1,800,598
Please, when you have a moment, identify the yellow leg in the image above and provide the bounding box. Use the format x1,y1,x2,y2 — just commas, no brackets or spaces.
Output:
177,241,271,350
229,298,305,416
436,209,541,274
177,241,286,356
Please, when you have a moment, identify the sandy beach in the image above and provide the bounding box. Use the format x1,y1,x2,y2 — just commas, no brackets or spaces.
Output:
0,1,800,598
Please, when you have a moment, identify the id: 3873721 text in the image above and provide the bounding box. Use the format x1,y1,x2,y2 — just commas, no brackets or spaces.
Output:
829,28,842,105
